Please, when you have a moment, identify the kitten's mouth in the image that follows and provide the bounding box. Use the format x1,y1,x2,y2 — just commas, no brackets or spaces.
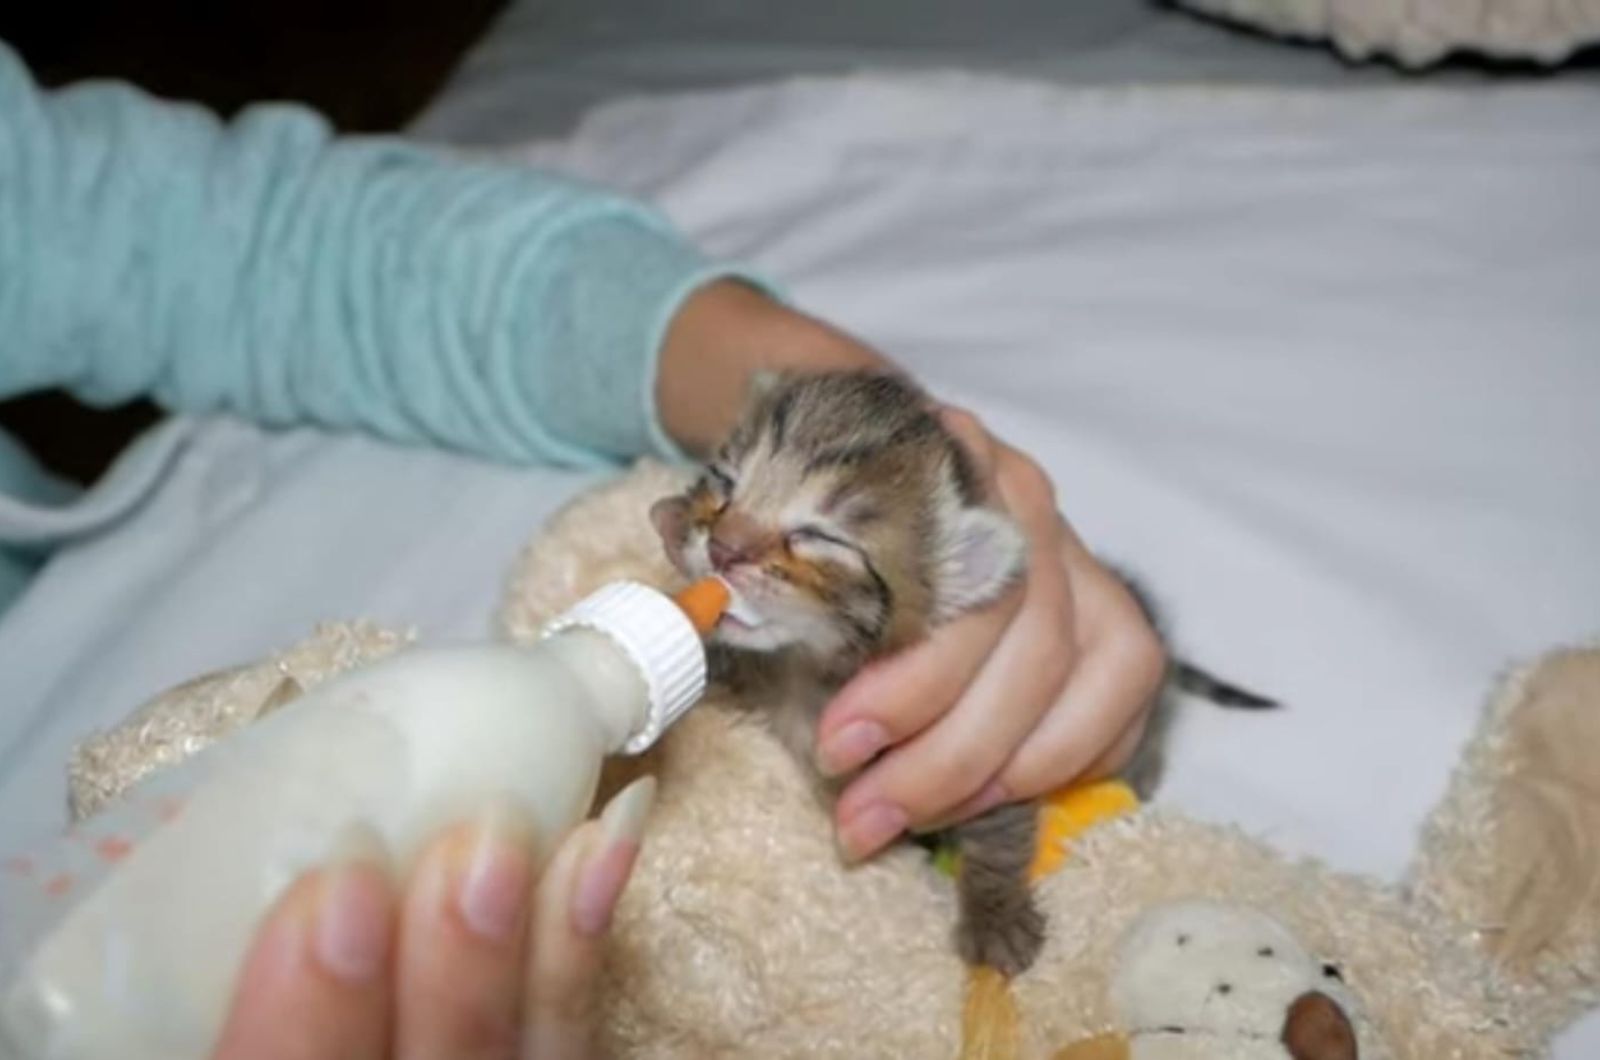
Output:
716,577,767,630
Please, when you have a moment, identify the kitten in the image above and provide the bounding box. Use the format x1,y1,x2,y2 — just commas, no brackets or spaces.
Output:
650,370,1273,977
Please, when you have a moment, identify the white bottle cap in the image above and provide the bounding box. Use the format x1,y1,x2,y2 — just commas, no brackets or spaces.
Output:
540,581,707,754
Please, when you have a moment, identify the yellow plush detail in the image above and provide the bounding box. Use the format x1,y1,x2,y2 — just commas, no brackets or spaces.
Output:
959,966,1022,1060
1050,1033,1132,1060
1029,780,1140,882
960,781,1140,1060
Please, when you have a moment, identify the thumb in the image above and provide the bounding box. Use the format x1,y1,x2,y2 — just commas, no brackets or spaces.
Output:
211,831,396,1060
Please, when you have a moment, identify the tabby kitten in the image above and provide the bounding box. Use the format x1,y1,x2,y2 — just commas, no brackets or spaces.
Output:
650,371,1271,976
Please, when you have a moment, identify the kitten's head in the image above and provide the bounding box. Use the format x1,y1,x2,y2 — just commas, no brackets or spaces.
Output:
650,372,1027,664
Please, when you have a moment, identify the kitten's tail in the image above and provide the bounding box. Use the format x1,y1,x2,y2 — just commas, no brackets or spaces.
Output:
1107,565,1280,710
1171,661,1279,709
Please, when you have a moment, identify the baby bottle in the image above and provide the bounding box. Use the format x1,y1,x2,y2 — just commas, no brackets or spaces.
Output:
0,578,727,1060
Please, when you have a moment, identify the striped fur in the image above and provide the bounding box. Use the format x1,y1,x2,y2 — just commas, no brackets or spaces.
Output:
650,371,1274,978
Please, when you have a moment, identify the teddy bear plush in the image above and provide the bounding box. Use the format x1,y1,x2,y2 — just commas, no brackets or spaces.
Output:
71,460,1600,1059
1049,899,1367,1059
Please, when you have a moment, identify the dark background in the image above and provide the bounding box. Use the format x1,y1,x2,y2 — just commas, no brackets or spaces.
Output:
0,0,508,483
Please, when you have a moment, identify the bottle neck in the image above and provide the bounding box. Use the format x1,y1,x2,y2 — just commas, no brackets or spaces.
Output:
542,628,651,754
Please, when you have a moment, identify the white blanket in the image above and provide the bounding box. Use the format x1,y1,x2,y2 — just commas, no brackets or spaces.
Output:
2,74,1597,1051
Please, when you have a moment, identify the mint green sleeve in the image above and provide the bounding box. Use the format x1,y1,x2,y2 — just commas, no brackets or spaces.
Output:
0,42,751,467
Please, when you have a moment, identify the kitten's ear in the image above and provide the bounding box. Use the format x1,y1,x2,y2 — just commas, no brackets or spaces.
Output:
933,505,1028,620
650,496,690,547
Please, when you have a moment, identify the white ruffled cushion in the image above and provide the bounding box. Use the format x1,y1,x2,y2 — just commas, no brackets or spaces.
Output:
1176,0,1600,66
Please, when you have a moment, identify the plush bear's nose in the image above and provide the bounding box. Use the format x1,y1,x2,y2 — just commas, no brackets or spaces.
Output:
1282,991,1357,1060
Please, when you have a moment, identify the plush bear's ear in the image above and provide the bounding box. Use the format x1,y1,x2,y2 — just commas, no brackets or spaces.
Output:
1282,992,1358,1060
932,505,1027,622
1408,644,1600,1040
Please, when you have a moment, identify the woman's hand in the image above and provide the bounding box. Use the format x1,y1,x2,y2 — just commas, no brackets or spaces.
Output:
655,281,1167,861
210,778,655,1060
817,413,1167,859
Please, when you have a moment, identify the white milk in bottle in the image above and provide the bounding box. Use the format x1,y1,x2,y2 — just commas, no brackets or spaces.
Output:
0,579,726,1060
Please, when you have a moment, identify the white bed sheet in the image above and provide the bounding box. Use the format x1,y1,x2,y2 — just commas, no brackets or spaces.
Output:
2,75,1597,1052
526,77,1599,883
413,0,1544,143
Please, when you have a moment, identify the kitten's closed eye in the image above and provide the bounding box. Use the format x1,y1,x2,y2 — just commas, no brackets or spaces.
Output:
785,525,869,572
785,525,856,551
785,525,842,545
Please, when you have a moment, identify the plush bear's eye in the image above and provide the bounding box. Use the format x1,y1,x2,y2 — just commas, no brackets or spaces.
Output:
1322,962,1344,981
1257,946,1275,958
1175,934,1190,947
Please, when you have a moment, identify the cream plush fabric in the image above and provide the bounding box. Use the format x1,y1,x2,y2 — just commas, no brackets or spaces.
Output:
69,462,1600,1058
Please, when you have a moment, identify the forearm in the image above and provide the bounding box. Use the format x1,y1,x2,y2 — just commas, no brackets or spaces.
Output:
0,43,756,468
654,281,892,457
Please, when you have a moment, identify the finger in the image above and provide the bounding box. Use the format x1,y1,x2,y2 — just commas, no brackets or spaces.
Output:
997,572,1166,799
815,594,1020,778
524,778,655,1060
212,833,395,1060
394,803,536,1060
936,406,1000,484
933,688,1149,830
832,536,1073,855
933,542,1162,825
933,639,1153,832
827,444,1073,856
1081,706,1152,783
814,443,1056,780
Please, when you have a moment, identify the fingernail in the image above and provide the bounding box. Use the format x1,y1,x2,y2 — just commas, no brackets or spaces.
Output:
838,802,908,863
457,802,536,944
333,818,392,863
315,825,393,983
816,719,889,778
600,777,656,847
571,778,655,937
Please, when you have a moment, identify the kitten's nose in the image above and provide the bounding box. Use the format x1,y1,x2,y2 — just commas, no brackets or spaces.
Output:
707,536,744,572
708,511,771,572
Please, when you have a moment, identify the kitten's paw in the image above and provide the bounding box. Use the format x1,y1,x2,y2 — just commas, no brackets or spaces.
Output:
956,899,1046,977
